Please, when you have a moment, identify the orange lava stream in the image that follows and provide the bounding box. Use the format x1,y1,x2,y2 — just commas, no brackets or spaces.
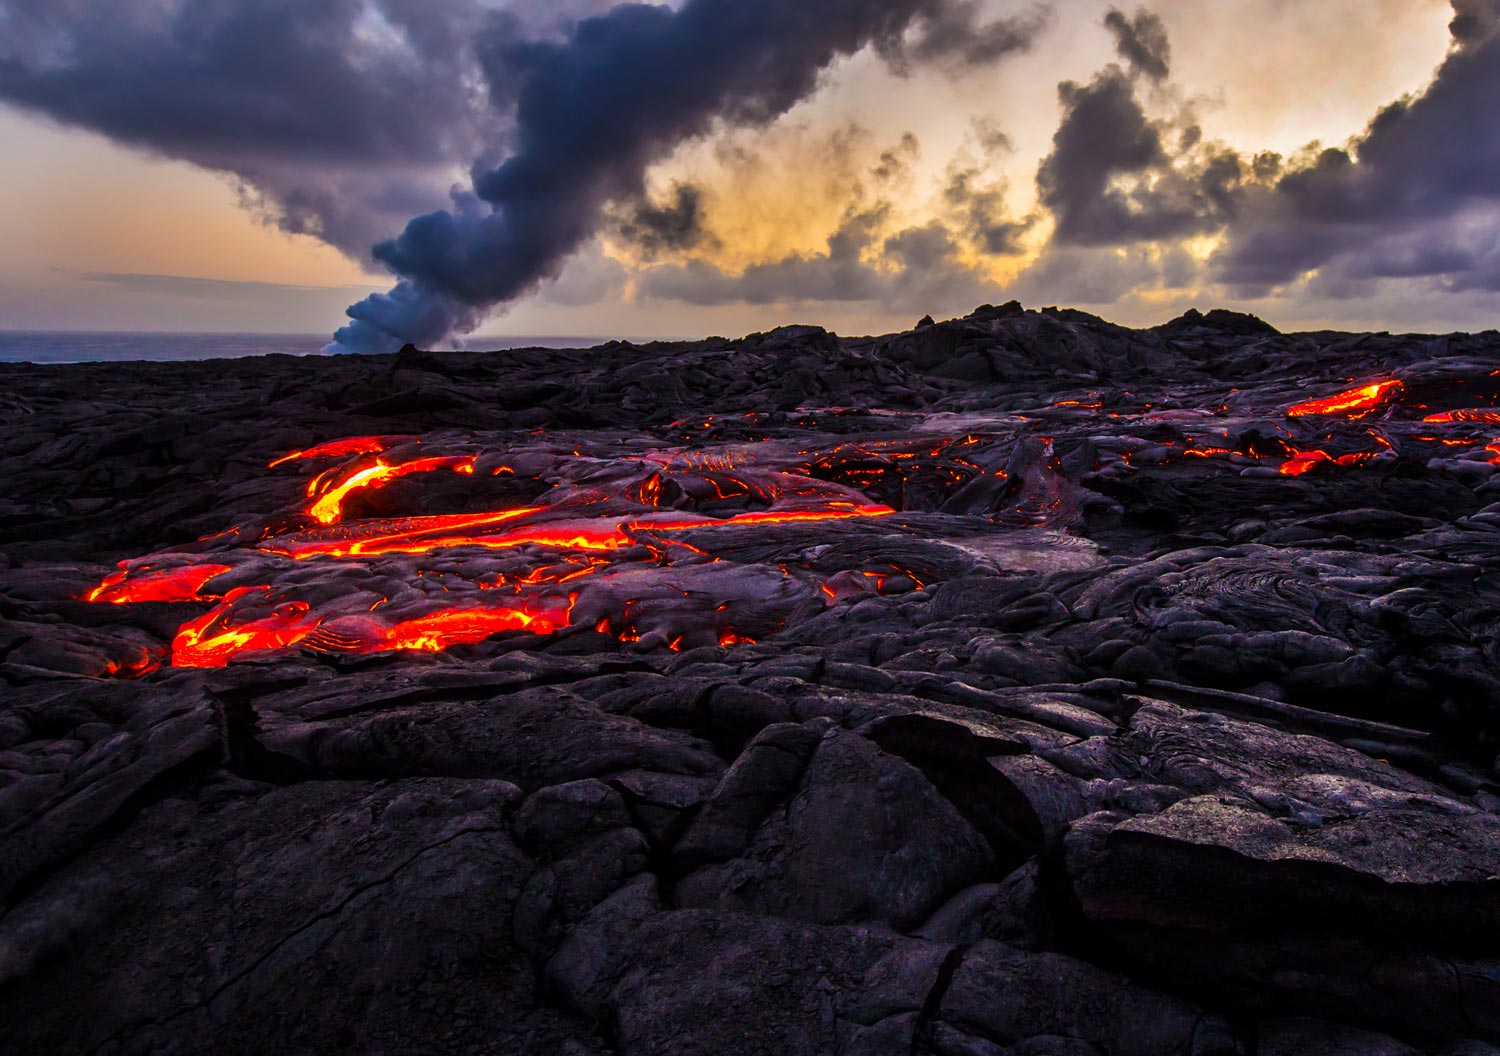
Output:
1423,410,1500,425
265,506,546,558
376,603,572,653
308,455,476,524
1279,450,1375,476
171,588,316,668
267,435,412,468
265,503,895,560
85,563,234,603
1287,381,1403,419
82,433,965,670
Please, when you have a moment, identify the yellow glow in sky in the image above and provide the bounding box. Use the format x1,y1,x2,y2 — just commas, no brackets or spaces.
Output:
0,0,1475,336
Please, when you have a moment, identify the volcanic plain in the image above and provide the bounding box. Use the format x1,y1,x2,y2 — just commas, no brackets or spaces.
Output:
3,304,1500,1055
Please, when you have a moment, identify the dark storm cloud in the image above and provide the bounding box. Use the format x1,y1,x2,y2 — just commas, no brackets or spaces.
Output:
0,0,1049,351
1103,6,1170,82
1036,66,1242,248
333,0,1051,352
1215,4,1500,294
1449,0,1500,42
617,183,716,259
880,1,1053,73
1018,0,1500,312
0,0,504,255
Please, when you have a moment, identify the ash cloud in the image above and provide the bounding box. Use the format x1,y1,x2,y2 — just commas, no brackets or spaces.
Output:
1036,66,1242,248
879,0,1053,74
1103,7,1171,82
1450,0,1500,42
0,0,1050,353
617,183,717,260
0,0,508,257
333,0,1052,353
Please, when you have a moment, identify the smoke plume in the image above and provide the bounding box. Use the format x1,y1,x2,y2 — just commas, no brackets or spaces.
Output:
330,0,1049,352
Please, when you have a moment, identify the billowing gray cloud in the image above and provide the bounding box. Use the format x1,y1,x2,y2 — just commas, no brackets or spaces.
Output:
1215,6,1500,295
1036,65,1243,248
332,0,1051,352
879,0,1053,74
1103,6,1170,82
0,0,508,255
1449,0,1500,42
0,0,1049,353
617,183,716,259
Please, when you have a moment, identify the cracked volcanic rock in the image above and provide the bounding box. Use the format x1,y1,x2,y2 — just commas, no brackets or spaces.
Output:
3,304,1500,1054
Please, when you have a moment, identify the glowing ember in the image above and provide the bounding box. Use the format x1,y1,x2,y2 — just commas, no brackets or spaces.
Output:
1287,381,1403,419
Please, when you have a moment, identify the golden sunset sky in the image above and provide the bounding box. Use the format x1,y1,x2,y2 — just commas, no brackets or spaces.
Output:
0,0,1482,341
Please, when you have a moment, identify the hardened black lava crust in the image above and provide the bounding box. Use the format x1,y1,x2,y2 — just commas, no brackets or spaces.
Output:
2,304,1500,1055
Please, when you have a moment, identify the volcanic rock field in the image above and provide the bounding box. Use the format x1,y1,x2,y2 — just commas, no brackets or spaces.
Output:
3,303,1500,1055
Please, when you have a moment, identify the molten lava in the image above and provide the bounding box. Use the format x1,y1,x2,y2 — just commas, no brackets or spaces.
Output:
1278,450,1375,477
85,563,233,604
1287,381,1403,419
307,454,477,524
85,432,904,669
375,602,573,653
171,588,317,668
1423,409,1500,425
265,503,893,561
267,435,413,468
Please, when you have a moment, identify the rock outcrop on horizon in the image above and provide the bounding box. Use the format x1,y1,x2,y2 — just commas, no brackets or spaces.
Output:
2,304,1499,1054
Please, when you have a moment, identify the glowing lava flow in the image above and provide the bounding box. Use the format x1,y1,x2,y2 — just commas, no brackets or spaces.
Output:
268,435,413,468
1279,450,1375,477
264,503,895,560
84,428,905,669
308,455,476,524
1423,410,1500,425
171,588,317,668
375,603,573,653
86,563,233,603
1287,381,1403,419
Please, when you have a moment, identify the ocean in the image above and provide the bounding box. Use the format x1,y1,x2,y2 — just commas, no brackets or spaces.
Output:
0,332,610,364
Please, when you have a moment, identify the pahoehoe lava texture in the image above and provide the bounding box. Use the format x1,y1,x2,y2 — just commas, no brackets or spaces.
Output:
3,303,1500,1054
